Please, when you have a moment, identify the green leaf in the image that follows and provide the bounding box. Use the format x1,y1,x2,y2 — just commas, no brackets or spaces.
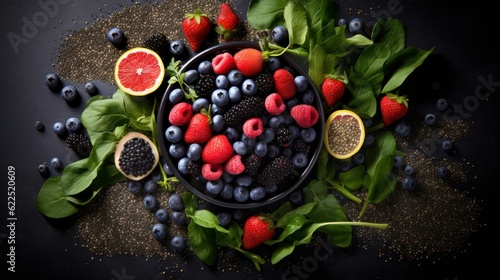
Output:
304,0,339,42
36,177,79,219
353,43,392,96
191,210,230,233
81,98,128,135
247,0,288,29
188,222,217,266
61,159,102,196
283,1,308,46
371,18,405,53
338,165,366,190
345,74,377,118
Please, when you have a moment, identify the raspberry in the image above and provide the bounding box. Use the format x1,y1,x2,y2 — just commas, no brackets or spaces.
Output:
290,104,319,128
168,102,193,126
201,163,223,181
242,117,264,138
264,93,286,115
212,52,236,75
224,154,245,175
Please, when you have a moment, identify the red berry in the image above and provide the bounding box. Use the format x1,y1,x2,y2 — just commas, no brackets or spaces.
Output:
202,135,233,164
182,8,211,52
212,52,236,75
242,215,275,250
242,117,264,138
184,112,212,144
233,48,264,77
264,93,286,115
290,104,319,128
215,3,240,41
380,94,409,126
201,163,223,181
321,77,345,107
224,154,245,175
273,69,296,100
168,102,193,126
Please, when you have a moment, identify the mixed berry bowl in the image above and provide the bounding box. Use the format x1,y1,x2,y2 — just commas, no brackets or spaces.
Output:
157,41,324,209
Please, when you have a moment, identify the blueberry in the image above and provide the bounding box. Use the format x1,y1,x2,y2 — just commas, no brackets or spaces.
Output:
404,165,415,175
233,186,249,202
235,174,252,187
34,120,45,131
402,176,417,191
52,121,66,136
259,128,275,143
127,180,142,194
267,57,281,72
233,141,248,156
232,209,244,221
163,163,174,176
169,143,186,159
299,127,316,143
269,115,284,129
228,69,243,85
364,134,375,147
143,195,158,211
155,208,169,223
222,172,234,184
38,162,50,177
50,157,63,170
436,166,449,179
271,25,289,47
291,152,308,168
294,75,309,93
151,223,167,241
144,179,158,194
286,97,300,109
198,60,213,74
241,134,256,149
217,212,232,227
241,79,257,96
394,155,404,169
211,104,225,115
424,113,437,126
168,193,184,211
184,69,200,84
352,153,365,166
282,147,292,158
107,27,126,47
289,190,304,207
288,125,300,139
192,97,210,112
187,143,202,161
171,211,187,225
254,141,268,157
169,88,184,104
84,81,97,95
395,122,411,138
45,73,62,91
169,40,186,56
224,127,240,142
228,86,242,103
212,114,225,132
220,184,234,200
60,85,81,105
267,143,281,158
165,125,183,143
170,236,186,251
435,98,448,112
250,187,266,201
363,118,373,128
65,117,82,133
301,89,314,104
441,139,453,152
348,18,364,34
338,18,347,26
265,184,278,194
206,179,224,194
338,160,351,172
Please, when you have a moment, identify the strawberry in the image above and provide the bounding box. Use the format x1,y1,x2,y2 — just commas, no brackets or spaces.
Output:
380,93,409,126
215,3,240,41
273,68,296,100
321,77,345,107
201,134,233,164
184,110,212,144
168,102,193,126
182,8,211,52
233,48,263,77
290,104,320,128
242,214,276,250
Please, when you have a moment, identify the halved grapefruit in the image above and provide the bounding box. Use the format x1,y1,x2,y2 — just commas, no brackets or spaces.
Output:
114,47,165,96
324,109,365,159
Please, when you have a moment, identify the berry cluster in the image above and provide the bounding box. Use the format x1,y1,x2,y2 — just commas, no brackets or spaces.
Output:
163,48,321,203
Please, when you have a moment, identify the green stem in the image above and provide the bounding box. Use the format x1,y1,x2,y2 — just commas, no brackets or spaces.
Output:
366,122,384,134
316,221,389,230
358,200,370,218
325,178,362,204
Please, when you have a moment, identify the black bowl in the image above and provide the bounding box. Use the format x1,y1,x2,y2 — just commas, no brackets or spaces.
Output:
157,41,325,209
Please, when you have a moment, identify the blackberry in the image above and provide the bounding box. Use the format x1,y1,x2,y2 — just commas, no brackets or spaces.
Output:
223,96,265,127
194,74,216,98
255,69,274,96
242,153,261,176
186,159,202,178
276,127,293,147
143,33,169,60
292,139,310,155
256,155,292,187
66,132,93,157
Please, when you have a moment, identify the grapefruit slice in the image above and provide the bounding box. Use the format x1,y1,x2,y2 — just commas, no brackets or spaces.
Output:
114,47,165,96
324,109,365,159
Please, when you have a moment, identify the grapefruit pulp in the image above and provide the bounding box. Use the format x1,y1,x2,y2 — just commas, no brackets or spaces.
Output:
114,47,165,96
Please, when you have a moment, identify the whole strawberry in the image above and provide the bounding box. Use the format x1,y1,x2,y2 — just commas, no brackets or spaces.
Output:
184,110,212,144
182,8,211,52
201,134,233,164
234,48,264,77
380,93,409,126
321,76,345,107
215,3,240,41
273,68,296,100
242,215,276,250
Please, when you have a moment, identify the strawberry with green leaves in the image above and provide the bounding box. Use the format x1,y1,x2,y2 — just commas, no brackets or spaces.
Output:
380,93,409,126
184,109,212,144
215,3,240,41
182,7,211,52
321,75,347,107
242,214,276,250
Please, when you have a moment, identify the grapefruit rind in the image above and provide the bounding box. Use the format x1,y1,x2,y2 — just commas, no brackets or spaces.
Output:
114,47,165,96
324,109,365,160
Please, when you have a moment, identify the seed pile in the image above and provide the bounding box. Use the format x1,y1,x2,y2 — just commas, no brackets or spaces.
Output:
327,115,362,156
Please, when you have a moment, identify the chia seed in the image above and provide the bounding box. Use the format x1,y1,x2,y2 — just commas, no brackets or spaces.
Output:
327,115,362,155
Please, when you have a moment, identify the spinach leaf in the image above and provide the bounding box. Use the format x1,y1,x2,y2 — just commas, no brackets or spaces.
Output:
188,221,217,266
338,165,366,190
371,18,406,53
247,0,288,29
283,1,308,46
36,177,79,219
345,73,377,118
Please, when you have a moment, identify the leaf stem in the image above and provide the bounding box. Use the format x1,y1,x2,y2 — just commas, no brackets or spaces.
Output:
366,122,384,134
325,178,362,204
317,221,389,230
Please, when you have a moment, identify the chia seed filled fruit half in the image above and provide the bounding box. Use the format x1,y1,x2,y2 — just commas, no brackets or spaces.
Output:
324,109,365,159
114,132,159,181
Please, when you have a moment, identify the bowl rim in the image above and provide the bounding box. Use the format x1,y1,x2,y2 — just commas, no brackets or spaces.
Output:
157,41,325,209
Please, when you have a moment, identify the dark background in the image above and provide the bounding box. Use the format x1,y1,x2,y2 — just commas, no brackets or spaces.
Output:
1,0,499,279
